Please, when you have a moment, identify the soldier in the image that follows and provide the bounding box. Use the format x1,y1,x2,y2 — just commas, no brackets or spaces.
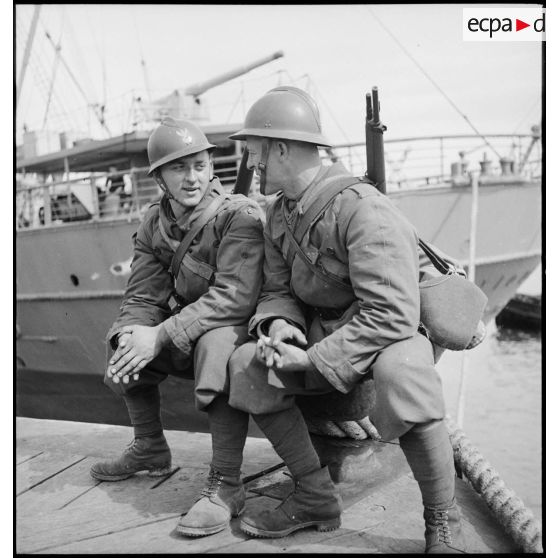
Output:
90,117,265,538
228,87,466,553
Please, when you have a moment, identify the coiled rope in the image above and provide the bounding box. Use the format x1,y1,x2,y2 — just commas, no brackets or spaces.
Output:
445,416,543,553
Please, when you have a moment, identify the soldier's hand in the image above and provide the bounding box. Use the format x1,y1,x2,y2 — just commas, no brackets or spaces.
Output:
256,335,283,368
107,333,140,384
268,319,307,348
270,341,313,372
108,324,164,381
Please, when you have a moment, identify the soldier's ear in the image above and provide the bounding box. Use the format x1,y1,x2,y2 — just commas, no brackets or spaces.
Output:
276,140,289,160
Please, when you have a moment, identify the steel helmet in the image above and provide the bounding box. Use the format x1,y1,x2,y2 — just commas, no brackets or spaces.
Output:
229,86,332,147
147,117,216,174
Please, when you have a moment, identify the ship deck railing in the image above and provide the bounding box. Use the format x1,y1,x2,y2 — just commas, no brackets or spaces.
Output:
15,133,541,231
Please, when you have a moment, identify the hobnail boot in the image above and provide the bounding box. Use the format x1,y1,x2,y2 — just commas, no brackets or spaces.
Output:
90,434,171,481
424,499,467,553
240,466,342,538
176,469,245,537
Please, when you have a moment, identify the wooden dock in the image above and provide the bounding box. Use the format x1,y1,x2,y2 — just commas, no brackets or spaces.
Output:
16,417,517,554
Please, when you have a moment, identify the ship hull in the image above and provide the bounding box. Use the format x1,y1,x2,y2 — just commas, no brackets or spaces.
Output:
16,178,541,423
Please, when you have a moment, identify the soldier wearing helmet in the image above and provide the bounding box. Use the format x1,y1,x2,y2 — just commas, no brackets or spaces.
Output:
91,117,265,538
227,87,467,552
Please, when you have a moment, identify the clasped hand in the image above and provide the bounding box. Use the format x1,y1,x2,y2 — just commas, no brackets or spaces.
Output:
256,319,313,372
107,324,164,384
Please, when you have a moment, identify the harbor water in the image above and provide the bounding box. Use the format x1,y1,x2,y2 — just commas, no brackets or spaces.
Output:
438,320,542,521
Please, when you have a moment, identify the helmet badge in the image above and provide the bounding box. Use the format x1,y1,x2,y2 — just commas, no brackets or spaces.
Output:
176,128,193,145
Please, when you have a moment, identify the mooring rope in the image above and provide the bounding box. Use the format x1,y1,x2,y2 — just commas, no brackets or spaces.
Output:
445,416,543,553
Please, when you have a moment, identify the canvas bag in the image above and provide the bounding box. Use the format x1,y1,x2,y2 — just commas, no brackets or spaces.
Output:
418,239,487,350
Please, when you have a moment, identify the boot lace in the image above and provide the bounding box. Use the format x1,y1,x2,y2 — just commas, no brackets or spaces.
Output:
432,509,453,544
199,469,224,499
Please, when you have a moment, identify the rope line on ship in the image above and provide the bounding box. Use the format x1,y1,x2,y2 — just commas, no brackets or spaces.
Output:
363,5,502,162
445,416,543,554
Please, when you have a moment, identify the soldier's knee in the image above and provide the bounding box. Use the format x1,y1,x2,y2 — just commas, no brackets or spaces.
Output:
373,334,436,388
198,326,250,360
228,342,294,415
229,341,259,375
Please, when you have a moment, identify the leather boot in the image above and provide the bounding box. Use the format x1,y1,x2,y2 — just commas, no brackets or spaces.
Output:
90,434,171,481
240,466,342,538
424,499,466,554
176,469,245,537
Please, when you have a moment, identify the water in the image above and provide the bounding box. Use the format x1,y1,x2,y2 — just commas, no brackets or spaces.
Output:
438,321,542,520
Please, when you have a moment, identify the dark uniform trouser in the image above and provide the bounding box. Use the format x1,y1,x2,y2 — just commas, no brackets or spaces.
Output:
228,332,445,442
104,324,251,412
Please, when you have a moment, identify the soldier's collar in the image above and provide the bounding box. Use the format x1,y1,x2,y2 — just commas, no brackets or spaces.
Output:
295,165,334,215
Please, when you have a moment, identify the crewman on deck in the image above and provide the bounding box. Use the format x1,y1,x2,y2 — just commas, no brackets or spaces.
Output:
90,117,265,538
228,86,467,553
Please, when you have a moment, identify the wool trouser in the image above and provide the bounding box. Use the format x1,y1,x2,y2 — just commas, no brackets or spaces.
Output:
207,395,249,478
104,325,251,437
228,332,445,442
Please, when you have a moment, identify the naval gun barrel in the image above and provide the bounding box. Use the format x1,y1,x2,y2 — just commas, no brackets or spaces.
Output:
182,50,284,97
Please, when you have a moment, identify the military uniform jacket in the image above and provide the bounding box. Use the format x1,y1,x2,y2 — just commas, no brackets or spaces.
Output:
109,178,265,356
249,163,422,394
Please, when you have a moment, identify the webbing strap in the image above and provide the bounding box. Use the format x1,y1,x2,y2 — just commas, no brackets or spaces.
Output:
281,212,353,293
292,175,364,244
281,173,364,293
169,195,226,278
418,239,456,275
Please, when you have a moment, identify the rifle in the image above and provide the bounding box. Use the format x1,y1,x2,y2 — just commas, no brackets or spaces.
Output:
232,148,254,196
365,86,387,194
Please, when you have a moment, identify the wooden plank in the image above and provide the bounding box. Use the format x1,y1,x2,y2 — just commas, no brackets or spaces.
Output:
16,463,207,554
16,451,88,496
17,455,102,512
15,418,518,555
16,417,279,476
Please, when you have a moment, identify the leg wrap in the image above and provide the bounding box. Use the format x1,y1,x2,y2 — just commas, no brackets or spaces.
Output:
253,406,322,479
123,385,163,438
399,419,456,509
207,395,249,478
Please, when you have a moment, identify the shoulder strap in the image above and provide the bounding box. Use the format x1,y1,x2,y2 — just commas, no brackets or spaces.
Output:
279,174,364,293
281,211,353,293
294,175,363,244
418,239,455,275
170,195,226,277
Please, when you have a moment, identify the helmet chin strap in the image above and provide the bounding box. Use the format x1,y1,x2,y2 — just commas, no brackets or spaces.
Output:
155,174,177,203
257,139,270,195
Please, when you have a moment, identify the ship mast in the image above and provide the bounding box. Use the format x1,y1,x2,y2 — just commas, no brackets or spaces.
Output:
16,4,41,109
44,30,112,136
